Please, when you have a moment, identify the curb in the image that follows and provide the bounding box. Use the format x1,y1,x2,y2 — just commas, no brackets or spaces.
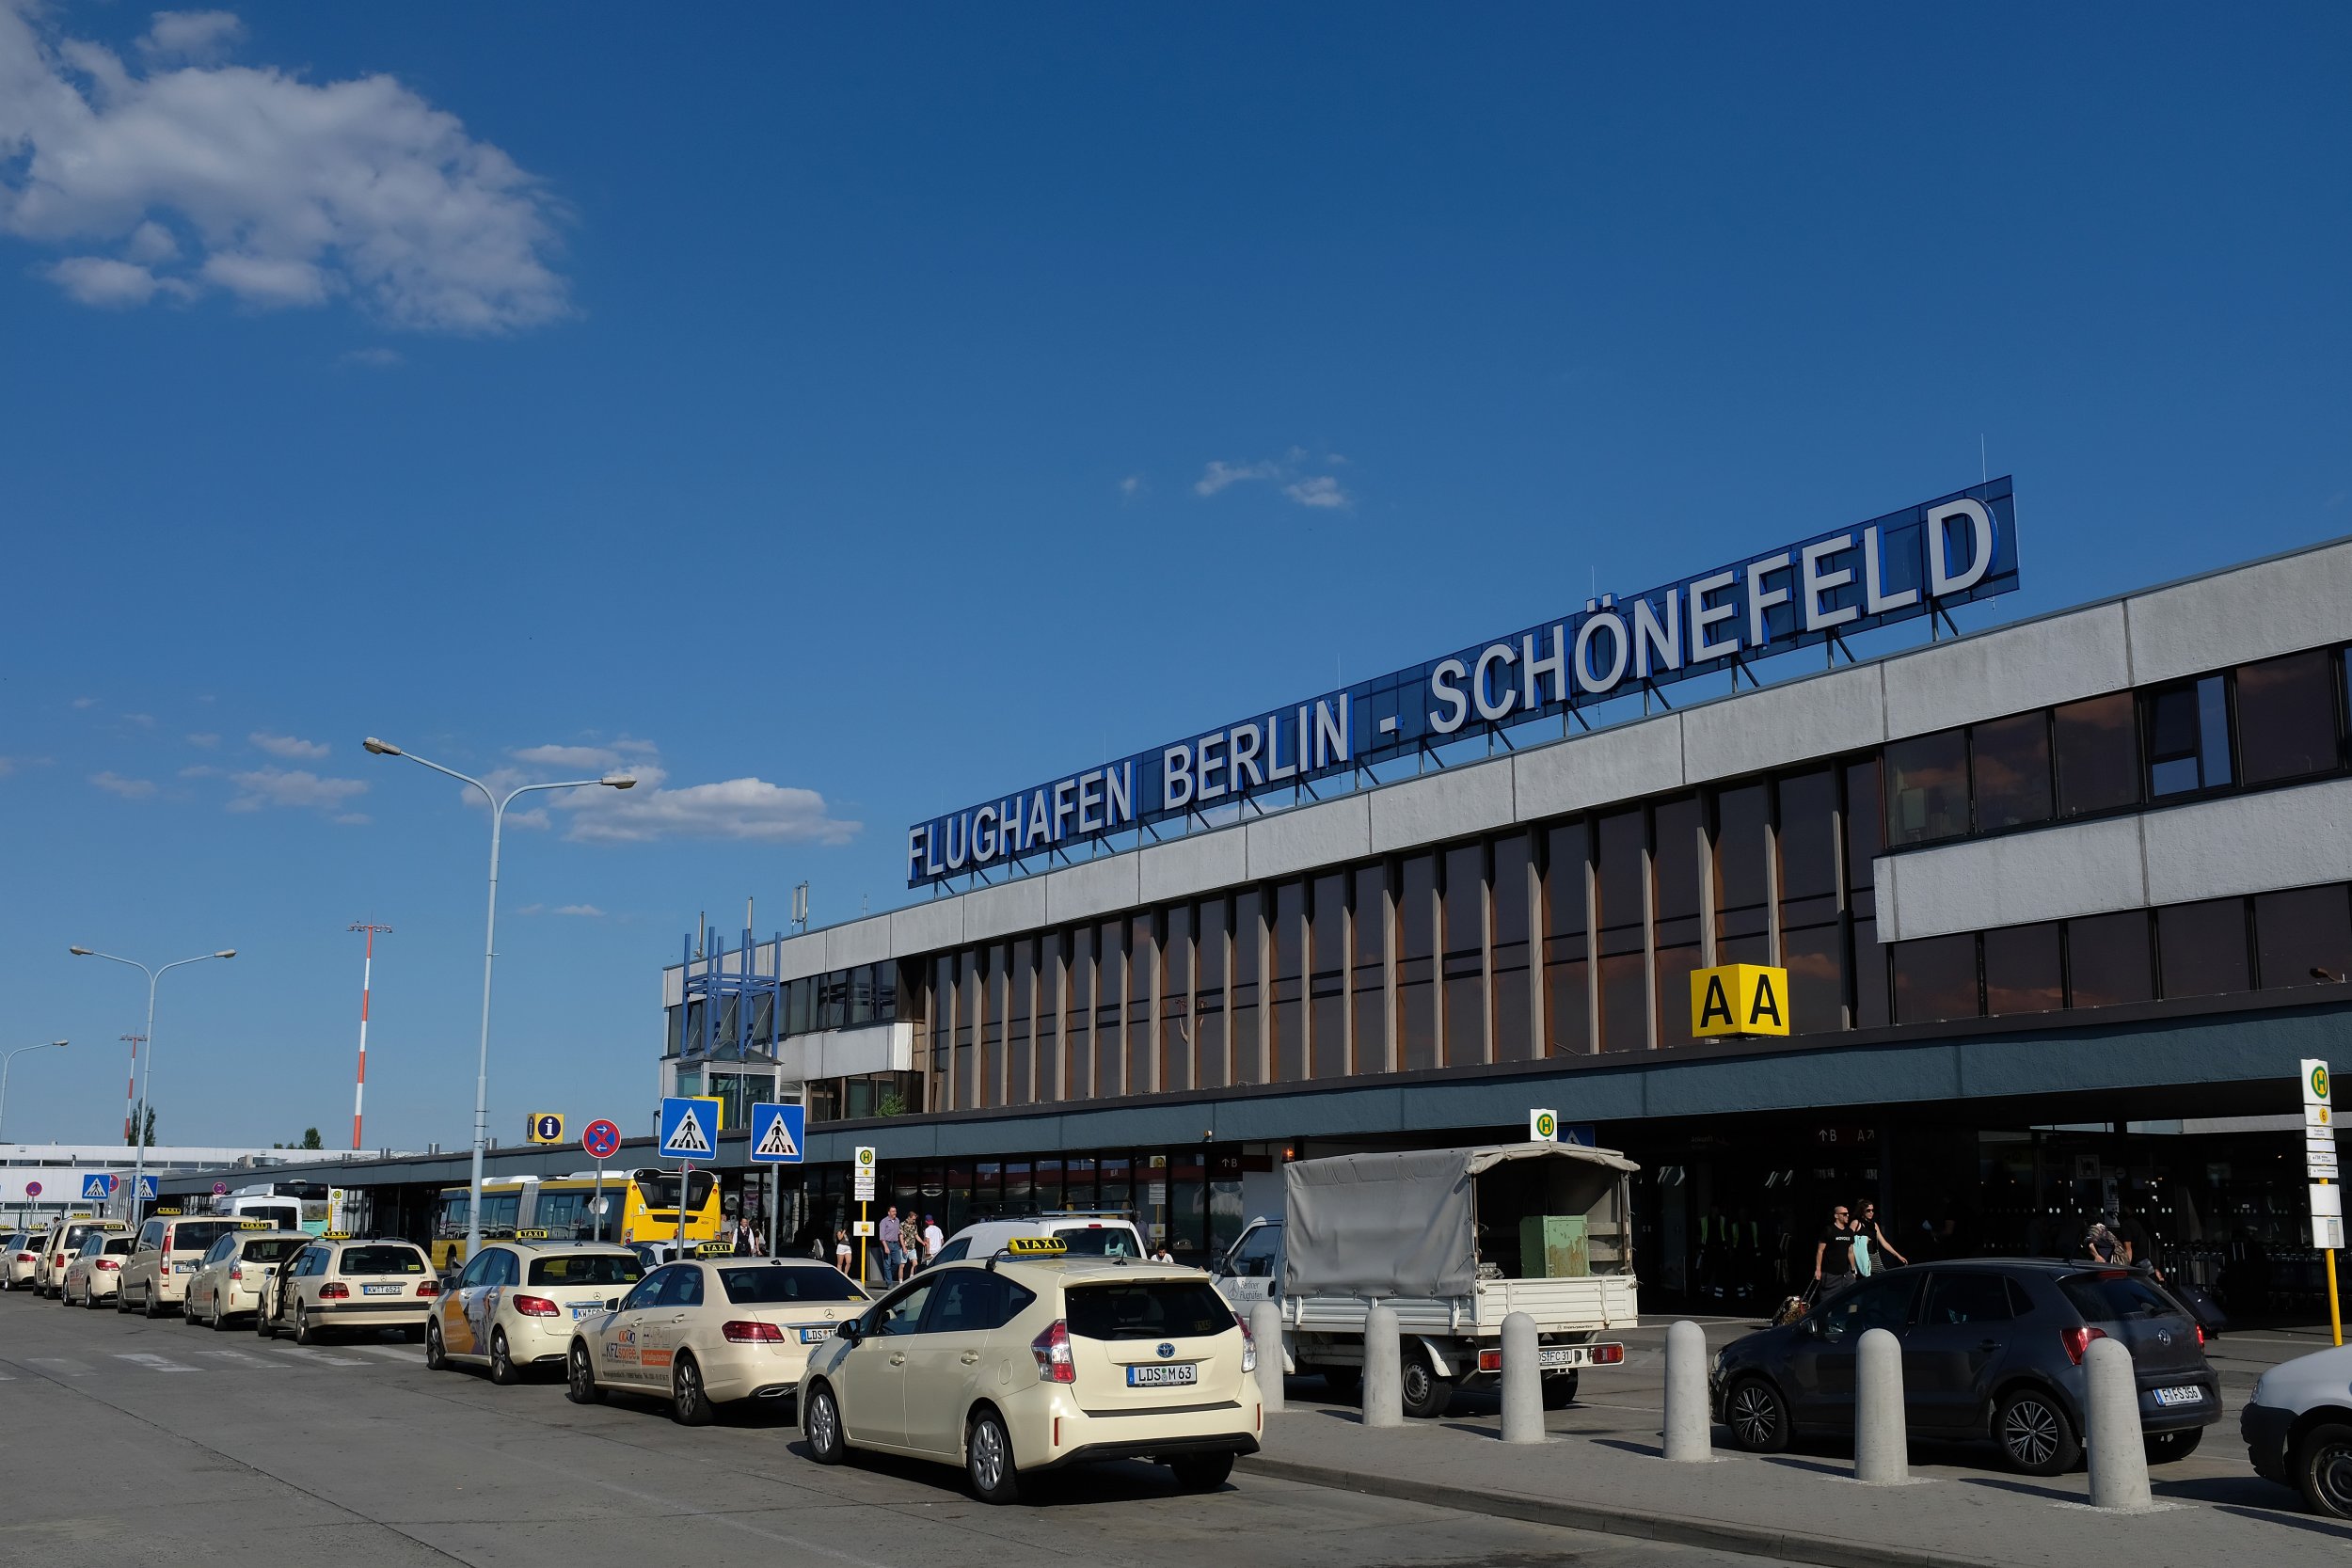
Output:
1240,1454,1994,1568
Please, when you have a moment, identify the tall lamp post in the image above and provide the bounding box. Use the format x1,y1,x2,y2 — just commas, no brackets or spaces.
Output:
68,947,235,1228
0,1039,69,1144
363,737,634,1262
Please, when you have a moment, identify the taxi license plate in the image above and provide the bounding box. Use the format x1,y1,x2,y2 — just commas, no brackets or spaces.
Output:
570,1304,598,1319
2153,1386,2203,1406
175,1262,198,1273
362,1283,403,1296
798,1326,832,1343
1537,1346,1582,1369
1126,1363,1197,1387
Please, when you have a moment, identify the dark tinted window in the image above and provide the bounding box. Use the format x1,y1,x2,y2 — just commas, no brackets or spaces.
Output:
923,1270,1034,1333
339,1245,426,1276
2059,1272,2179,1323
1065,1280,1235,1341
485,1250,521,1288
871,1280,934,1336
2254,885,2352,988
2235,651,2340,784
2053,693,2139,817
618,1270,666,1312
1921,1272,2015,1324
1983,923,2062,1016
531,1253,643,1288
1055,1227,1142,1259
2157,899,2249,998
165,1220,243,1256
240,1237,303,1264
718,1263,863,1304
1815,1275,1916,1341
1893,934,1977,1023
656,1267,705,1308
2066,911,2153,1007
2146,676,2231,796
1969,713,2051,831
1885,731,1969,846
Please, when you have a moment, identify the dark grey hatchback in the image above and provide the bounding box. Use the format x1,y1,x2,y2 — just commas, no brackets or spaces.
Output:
1710,1259,2219,1475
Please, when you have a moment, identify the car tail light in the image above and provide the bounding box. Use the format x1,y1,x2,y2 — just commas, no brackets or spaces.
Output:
2194,1323,2205,1347
1032,1319,1076,1383
511,1293,562,1318
16,1252,33,1262
2059,1325,2107,1365
1477,1348,1503,1373
319,1282,350,1300
722,1320,785,1343
417,1279,440,1298
230,1265,244,1281
1234,1310,1258,1373
1592,1343,1625,1365
97,1259,119,1271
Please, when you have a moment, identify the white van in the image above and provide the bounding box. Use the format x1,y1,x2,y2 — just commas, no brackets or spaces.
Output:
928,1212,1146,1269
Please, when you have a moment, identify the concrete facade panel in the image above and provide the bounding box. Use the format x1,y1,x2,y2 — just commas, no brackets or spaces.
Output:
771,930,831,982
2125,540,2352,687
2142,777,2352,906
1041,853,1143,927
959,877,1050,944
1139,822,1250,905
1512,715,1685,823
824,914,893,972
1874,816,2150,942
1247,795,1373,882
1680,663,1886,784
1370,759,1517,855
1881,603,2133,739
887,898,962,960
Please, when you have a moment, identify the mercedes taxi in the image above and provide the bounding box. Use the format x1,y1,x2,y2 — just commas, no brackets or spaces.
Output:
429,1240,645,1385
564,1255,869,1423
117,1213,257,1317
33,1217,125,1298
183,1227,309,1328
256,1236,437,1343
61,1232,137,1307
799,1237,1262,1503
4,1229,43,1291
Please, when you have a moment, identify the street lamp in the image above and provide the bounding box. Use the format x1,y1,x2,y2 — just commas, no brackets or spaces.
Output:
363,736,634,1262
69,946,235,1227
0,1039,69,1144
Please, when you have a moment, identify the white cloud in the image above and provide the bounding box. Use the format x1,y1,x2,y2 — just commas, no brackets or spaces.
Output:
90,770,156,798
1119,474,1143,499
1283,475,1349,509
225,767,367,815
179,764,217,778
564,774,860,846
250,732,328,759
185,732,219,749
121,712,155,727
339,345,402,369
72,695,98,708
551,903,604,917
0,756,15,777
1196,453,1353,510
1194,459,1280,497
0,3,571,333
510,742,626,770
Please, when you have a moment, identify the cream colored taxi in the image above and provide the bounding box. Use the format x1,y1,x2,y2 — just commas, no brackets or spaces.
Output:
429,1241,645,1385
799,1238,1262,1502
61,1233,137,1307
118,1213,255,1317
256,1236,437,1344
183,1228,309,1328
564,1255,869,1423
6,1229,47,1291
34,1217,124,1298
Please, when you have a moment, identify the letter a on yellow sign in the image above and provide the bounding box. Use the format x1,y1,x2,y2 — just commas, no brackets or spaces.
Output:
1689,963,1791,1038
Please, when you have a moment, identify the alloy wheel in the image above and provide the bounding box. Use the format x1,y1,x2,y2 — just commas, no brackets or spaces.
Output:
1729,1383,1781,1449
2001,1397,2062,1469
971,1418,1009,1494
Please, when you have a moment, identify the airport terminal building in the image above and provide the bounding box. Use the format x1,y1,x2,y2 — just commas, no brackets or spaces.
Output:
648,493,2352,1316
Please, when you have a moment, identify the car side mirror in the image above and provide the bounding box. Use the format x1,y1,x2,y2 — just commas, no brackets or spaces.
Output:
606,1296,620,1310
836,1320,862,1344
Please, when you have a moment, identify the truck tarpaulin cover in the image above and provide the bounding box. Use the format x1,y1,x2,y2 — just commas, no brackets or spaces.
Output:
1282,1142,1638,1299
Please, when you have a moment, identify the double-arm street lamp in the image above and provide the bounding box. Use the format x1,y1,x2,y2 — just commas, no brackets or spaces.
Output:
362,737,634,1262
68,948,235,1227
0,1039,69,1144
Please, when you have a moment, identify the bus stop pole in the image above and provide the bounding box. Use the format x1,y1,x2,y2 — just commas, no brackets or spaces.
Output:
677,1161,690,1258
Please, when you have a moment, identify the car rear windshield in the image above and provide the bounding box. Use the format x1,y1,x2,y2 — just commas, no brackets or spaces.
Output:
339,1245,427,1275
1054,1227,1143,1259
167,1221,243,1255
241,1238,304,1264
103,1237,136,1255
1065,1281,1234,1341
719,1265,866,1305
2060,1272,2180,1323
530,1253,643,1288
56,1224,103,1250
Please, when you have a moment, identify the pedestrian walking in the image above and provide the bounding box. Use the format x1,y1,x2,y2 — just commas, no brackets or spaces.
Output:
1811,1202,1856,1291
1858,1200,1907,1268
833,1226,853,1276
879,1205,903,1283
922,1213,945,1261
2084,1219,2125,1264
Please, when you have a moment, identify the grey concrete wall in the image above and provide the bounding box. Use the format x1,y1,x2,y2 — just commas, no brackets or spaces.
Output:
2126,539,2352,687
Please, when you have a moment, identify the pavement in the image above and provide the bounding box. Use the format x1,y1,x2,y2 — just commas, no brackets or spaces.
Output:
1241,1315,2352,1568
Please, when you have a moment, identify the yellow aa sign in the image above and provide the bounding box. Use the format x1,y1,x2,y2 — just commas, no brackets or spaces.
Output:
1690,963,1790,1038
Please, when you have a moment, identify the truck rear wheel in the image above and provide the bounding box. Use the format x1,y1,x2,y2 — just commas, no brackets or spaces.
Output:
1543,1370,1581,1408
1399,1360,1454,1418
1319,1366,1360,1401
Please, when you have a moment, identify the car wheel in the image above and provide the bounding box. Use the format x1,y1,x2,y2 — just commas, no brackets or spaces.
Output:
2144,1428,2203,1464
1724,1375,1791,1453
1399,1360,1454,1419
1544,1370,1581,1409
1994,1387,2081,1477
1168,1451,1234,1492
965,1408,1022,1504
425,1320,448,1371
2296,1421,2352,1520
212,1301,232,1332
671,1354,715,1426
1320,1366,1361,1401
565,1342,603,1404
294,1302,317,1346
256,1298,278,1338
489,1329,519,1386
803,1384,846,1464
145,1285,164,1319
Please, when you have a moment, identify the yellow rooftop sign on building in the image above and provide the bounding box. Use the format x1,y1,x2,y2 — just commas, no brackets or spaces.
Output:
1691,963,1789,1038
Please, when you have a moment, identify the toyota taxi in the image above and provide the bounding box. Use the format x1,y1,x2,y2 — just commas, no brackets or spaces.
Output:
5,1230,43,1291
34,1217,125,1298
184,1227,309,1328
799,1237,1262,1503
256,1236,438,1343
61,1233,137,1307
118,1213,255,1317
429,1240,645,1385
564,1255,869,1424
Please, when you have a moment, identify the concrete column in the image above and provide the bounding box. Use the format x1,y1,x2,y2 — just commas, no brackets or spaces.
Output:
1662,1319,1710,1461
2085,1337,2154,1512
1500,1311,1544,1444
1363,1303,1404,1429
1855,1326,1907,1483
1250,1299,1285,1415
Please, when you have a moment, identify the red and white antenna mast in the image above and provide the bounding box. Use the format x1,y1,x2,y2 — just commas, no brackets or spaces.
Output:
348,922,393,1150
119,1033,145,1143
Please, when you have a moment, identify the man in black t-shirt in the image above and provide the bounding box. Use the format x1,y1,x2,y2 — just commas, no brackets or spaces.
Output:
1812,1203,1855,1288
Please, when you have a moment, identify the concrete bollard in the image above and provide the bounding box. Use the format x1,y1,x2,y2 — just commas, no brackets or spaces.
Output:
1855,1327,1908,1484
1662,1319,1710,1462
1363,1303,1404,1429
1250,1299,1285,1415
2084,1337,2154,1512
1500,1311,1544,1444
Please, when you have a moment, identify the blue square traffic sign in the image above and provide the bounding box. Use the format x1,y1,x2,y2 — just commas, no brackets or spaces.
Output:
748,1102,804,1164
657,1096,718,1161
82,1173,114,1199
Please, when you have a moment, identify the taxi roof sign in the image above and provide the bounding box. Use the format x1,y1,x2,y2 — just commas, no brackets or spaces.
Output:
1004,1236,1067,1255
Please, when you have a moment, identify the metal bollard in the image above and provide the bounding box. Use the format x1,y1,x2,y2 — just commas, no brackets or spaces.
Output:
1500,1311,1544,1443
1363,1303,1404,1429
1662,1319,1710,1462
1250,1299,1285,1415
1855,1327,1908,1484
2084,1337,2154,1512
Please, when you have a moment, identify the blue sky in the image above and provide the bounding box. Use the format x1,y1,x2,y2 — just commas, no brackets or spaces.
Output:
2,4,2345,1151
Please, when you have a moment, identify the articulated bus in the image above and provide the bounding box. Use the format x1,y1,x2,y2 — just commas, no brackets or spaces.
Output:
429,1168,721,1271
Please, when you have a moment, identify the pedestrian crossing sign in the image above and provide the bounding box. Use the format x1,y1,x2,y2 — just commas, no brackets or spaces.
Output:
749,1102,805,1164
82,1173,115,1199
658,1096,720,1160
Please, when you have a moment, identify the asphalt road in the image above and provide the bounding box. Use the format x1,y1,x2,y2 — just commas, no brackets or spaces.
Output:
0,1296,1792,1568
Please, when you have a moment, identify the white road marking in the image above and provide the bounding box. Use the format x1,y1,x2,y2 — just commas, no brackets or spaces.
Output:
193,1349,283,1369
358,1344,422,1361
27,1357,94,1377
262,1345,369,1368
116,1354,202,1373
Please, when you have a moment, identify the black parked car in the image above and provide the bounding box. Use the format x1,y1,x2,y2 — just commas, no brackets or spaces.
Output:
1710,1259,2219,1475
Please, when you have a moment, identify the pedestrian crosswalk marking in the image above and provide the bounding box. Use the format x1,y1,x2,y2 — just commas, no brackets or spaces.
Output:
661,1104,712,1157
754,1114,799,1160
194,1350,281,1369
116,1353,200,1373
358,1344,422,1361
265,1345,368,1368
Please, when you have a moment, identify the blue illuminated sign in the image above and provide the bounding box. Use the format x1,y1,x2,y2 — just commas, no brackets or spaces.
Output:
908,478,2019,887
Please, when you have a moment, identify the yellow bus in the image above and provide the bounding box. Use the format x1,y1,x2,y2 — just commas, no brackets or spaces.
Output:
430,1169,722,1271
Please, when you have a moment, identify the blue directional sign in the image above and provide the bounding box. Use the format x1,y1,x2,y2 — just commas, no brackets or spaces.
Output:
82,1173,114,1199
748,1102,805,1164
657,1097,717,1161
